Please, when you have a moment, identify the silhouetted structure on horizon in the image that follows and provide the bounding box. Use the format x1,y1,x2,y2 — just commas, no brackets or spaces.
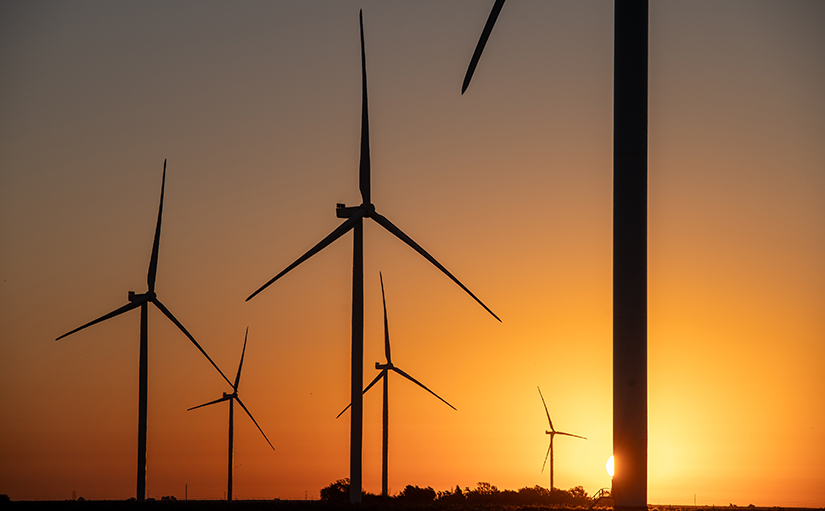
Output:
188,327,275,502
336,272,456,497
461,2,649,508
56,160,231,501
246,11,499,504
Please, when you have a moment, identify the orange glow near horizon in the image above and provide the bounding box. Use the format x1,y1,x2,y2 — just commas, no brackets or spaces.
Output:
0,1,823,507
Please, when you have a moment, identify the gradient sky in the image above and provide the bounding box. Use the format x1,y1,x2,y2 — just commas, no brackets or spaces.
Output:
1,0,823,505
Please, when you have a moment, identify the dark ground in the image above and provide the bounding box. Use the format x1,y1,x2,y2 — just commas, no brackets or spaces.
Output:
1,500,823,511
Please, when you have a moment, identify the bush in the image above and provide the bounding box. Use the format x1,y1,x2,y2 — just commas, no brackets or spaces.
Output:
320,478,350,502
397,485,436,502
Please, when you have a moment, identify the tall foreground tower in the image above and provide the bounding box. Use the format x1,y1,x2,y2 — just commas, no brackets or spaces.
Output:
612,2,648,510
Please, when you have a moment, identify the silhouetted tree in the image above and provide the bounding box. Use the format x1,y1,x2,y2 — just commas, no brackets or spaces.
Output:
320,478,350,502
570,486,588,499
320,478,378,502
318,479,591,506
436,485,465,503
466,482,502,504
551,485,591,506
438,483,592,506
517,484,552,502
397,485,436,502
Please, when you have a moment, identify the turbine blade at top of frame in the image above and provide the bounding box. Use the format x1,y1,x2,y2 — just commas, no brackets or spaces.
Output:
392,366,456,411
187,395,231,411
336,369,386,419
234,326,249,391
246,211,365,302
537,386,554,431
380,272,391,363
556,431,587,440
541,440,551,473
371,212,500,322
151,298,232,387
462,0,507,94
358,10,371,205
147,159,166,293
236,396,275,450
55,300,143,341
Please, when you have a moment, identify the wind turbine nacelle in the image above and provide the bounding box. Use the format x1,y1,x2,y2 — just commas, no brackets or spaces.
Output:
336,204,361,218
128,291,155,302
375,362,392,370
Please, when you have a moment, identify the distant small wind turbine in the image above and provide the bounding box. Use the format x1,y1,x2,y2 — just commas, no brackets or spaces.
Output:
56,160,231,501
537,386,586,491
337,272,456,497
245,10,499,503
188,327,274,502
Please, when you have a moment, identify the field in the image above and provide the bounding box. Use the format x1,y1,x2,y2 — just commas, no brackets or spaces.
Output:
3,500,823,511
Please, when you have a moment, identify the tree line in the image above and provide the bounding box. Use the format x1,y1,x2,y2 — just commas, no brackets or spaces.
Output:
321,479,597,506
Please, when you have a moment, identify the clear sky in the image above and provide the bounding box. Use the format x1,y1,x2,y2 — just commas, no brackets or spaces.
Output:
1,0,823,505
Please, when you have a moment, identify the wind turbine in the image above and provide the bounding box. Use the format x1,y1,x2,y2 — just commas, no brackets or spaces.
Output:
336,272,456,497
537,386,586,492
462,3,649,508
188,327,275,502
246,11,499,503
56,160,231,501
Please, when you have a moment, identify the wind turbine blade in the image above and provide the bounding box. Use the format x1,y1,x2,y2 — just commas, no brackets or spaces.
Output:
234,327,249,391
541,440,551,473
246,212,365,302
380,272,391,363
537,386,554,431
392,367,457,411
187,395,231,411
56,300,142,340
236,396,275,450
336,370,385,419
363,369,385,395
371,212,501,322
335,403,352,420
462,0,507,94
335,403,352,419
358,10,371,205
151,298,232,387
556,431,587,440
147,159,166,293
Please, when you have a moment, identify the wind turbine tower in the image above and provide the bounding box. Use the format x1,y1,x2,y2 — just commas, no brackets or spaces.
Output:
188,327,275,502
56,161,230,501
337,273,456,497
537,387,586,491
246,12,499,503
